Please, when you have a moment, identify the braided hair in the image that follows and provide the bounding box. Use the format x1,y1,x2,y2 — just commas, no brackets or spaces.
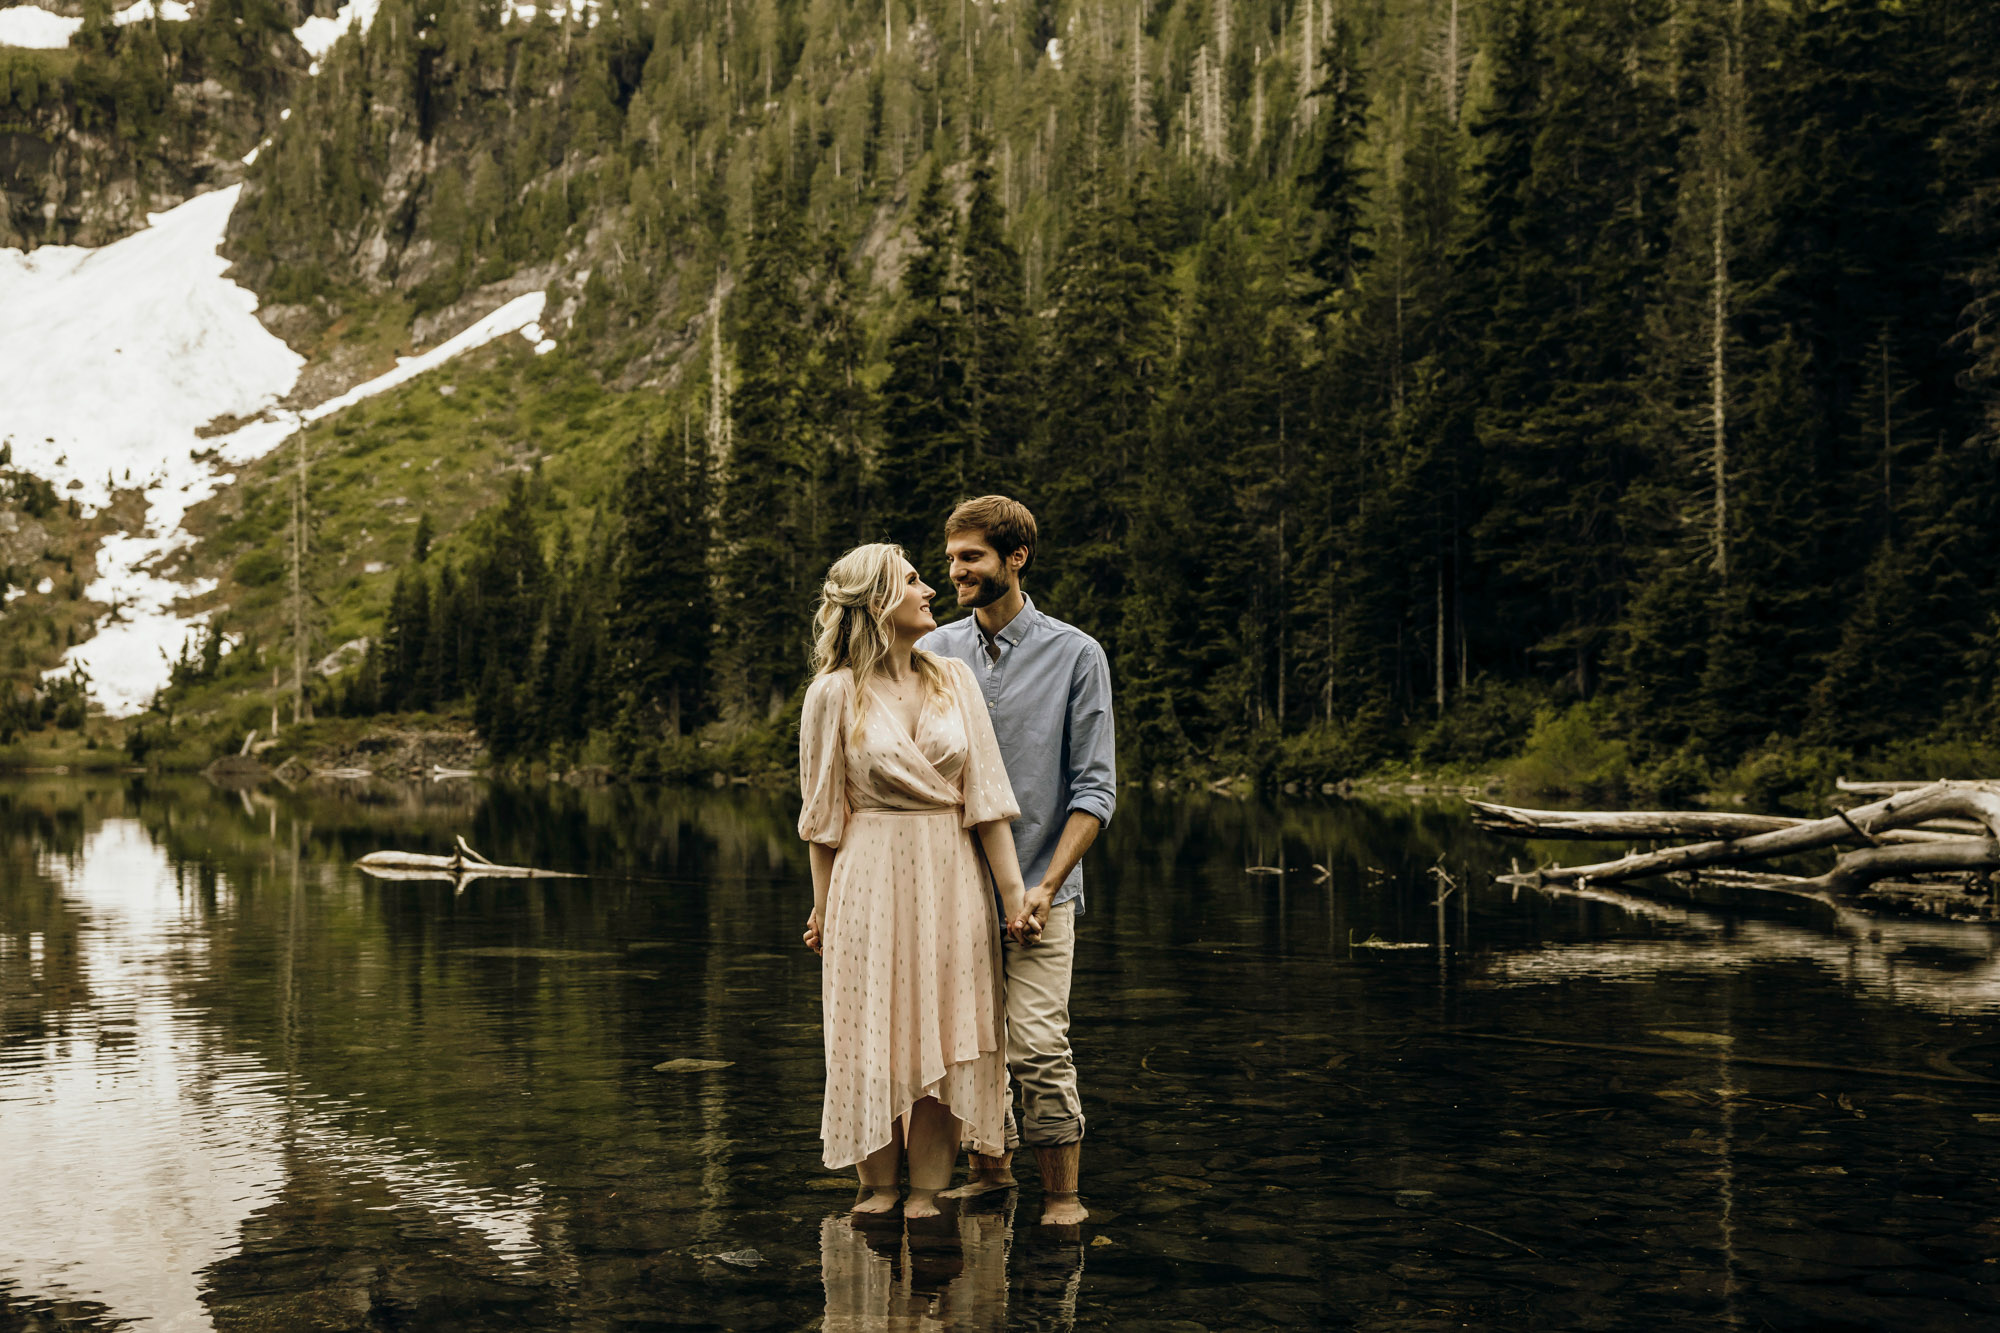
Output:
809,543,953,725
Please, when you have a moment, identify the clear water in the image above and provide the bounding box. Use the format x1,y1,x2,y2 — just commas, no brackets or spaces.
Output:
4,776,2000,1331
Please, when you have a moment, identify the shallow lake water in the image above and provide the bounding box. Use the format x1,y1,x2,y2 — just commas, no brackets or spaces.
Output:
4,776,2000,1331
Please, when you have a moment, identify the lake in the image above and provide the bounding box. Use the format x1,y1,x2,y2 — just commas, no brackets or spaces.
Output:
3,776,1999,1331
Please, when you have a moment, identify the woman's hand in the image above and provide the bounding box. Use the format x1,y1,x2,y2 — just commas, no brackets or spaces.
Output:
1008,883,1054,945
803,907,824,955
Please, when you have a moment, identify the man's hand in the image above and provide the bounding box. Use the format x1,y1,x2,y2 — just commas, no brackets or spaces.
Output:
1011,883,1056,945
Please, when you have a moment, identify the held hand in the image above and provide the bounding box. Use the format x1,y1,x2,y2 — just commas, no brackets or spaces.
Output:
1011,884,1055,946
803,907,824,955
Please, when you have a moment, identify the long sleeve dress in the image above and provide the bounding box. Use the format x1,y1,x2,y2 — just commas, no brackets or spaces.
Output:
798,654,1021,1170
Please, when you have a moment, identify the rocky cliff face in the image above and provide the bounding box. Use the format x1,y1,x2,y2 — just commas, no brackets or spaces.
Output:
0,2,307,249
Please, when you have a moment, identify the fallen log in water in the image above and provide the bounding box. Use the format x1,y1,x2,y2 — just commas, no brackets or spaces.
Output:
1811,839,2000,897
356,835,584,883
1471,802,1797,840
1499,781,2000,887
1472,803,1972,844
1484,781,2000,920
1833,777,1985,795
1470,801,1972,844
1669,867,2000,922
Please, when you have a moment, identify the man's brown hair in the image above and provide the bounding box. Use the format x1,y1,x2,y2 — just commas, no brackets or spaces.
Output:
946,495,1038,575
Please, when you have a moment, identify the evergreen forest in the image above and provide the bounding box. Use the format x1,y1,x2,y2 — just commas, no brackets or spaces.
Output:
51,0,2000,798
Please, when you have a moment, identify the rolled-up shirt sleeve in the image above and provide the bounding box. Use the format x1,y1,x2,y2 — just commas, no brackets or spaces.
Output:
1065,641,1117,828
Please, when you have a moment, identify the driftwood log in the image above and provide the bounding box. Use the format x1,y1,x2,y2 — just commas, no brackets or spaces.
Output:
1483,780,2000,920
1491,781,2000,886
1470,803,1970,844
356,836,583,883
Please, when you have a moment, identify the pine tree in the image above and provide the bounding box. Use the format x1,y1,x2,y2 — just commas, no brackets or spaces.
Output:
1035,170,1173,662
1698,332,1826,757
876,166,967,557
959,141,1033,495
1302,19,1372,317
718,164,815,719
1468,0,1670,699
612,426,712,738
378,564,432,710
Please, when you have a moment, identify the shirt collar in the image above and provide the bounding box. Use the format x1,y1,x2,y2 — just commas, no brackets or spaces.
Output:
992,593,1038,648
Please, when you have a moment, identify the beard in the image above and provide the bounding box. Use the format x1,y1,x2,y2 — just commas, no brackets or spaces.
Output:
957,572,1010,609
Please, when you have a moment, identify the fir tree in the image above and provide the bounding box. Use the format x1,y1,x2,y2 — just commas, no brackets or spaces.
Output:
718,164,815,719
876,166,968,558
1035,170,1173,663
959,140,1033,494
612,427,712,737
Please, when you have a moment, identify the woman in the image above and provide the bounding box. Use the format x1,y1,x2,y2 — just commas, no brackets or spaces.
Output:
798,543,1028,1218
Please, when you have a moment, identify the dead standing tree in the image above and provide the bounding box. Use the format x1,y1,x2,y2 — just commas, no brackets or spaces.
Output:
1475,780,2000,920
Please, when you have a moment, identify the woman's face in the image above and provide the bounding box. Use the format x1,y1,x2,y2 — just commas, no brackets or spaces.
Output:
885,559,937,641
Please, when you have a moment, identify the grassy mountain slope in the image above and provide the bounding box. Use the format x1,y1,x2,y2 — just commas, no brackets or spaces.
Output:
15,0,2000,805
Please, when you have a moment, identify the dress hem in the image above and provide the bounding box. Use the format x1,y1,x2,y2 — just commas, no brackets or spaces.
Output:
820,1043,1007,1171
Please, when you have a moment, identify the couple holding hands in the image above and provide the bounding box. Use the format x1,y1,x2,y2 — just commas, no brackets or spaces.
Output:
798,496,1115,1225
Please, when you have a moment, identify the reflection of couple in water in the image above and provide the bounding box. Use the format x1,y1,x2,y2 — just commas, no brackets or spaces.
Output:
798,496,1115,1224
820,1194,1086,1332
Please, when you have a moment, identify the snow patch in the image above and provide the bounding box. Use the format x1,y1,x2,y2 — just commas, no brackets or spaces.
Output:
0,178,548,716
118,0,189,21
294,0,382,60
0,0,192,47
0,185,303,714
302,293,547,422
0,5,79,46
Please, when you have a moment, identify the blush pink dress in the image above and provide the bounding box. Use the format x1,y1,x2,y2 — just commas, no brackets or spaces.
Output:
798,655,1020,1170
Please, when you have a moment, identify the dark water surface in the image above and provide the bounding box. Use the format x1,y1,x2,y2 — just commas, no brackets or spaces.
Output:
5,777,2000,1331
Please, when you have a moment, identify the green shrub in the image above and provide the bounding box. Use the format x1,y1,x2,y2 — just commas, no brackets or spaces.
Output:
1632,746,1712,805
1504,699,1629,799
1723,740,1849,814
1410,681,1543,769
1270,707,1397,786
233,551,283,586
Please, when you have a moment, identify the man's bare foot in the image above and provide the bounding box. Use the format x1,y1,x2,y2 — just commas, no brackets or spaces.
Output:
1040,1192,1088,1226
851,1187,900,1215
903,1188,943,1219
939,1170,1016,1200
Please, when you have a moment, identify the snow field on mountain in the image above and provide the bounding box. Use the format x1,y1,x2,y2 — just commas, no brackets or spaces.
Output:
0,0,193,48
1,0,554,717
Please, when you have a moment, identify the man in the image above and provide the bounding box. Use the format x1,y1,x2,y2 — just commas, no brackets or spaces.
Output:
920,495,1115,1227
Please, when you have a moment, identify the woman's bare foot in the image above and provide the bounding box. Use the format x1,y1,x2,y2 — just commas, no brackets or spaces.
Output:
903,1188,943,1219
1039,1192,1088,1226
939,1168,1016,1200
851,1187,900,1215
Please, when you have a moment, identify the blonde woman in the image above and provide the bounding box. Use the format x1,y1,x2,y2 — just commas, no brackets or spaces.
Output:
798,543,1028,1218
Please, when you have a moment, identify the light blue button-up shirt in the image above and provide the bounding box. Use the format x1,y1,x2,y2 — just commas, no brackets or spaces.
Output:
921,594,1117,914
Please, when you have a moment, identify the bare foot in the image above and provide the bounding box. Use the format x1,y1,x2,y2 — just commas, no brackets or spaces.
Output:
939,1171,1017,1200
851,1187,900,1215
1040,1193,1088,1226
903,1188,943,1219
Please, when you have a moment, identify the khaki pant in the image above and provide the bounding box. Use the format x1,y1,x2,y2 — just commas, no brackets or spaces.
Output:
1000,900,1084,1149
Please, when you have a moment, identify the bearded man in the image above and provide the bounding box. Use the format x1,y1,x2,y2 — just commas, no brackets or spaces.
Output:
919,494,1115,1227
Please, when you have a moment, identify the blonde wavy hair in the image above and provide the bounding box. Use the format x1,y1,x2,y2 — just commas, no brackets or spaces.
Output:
810,543,954,716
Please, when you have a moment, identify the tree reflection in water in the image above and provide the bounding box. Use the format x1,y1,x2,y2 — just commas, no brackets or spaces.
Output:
8,775,2000,1330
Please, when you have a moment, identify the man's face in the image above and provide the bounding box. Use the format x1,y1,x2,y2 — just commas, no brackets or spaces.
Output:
946,531,1022,610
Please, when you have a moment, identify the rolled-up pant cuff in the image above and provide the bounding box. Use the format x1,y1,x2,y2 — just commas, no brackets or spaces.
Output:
1002,1108,1085,1150
1020,1113,1085,1148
